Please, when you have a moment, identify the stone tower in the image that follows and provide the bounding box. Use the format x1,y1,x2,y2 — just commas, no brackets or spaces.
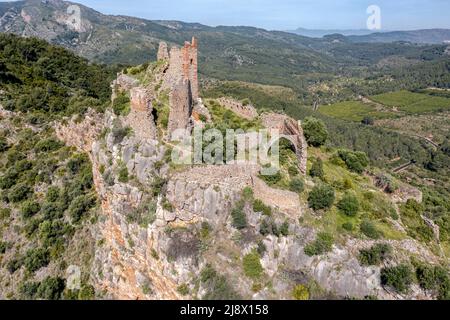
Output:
164,37,199,103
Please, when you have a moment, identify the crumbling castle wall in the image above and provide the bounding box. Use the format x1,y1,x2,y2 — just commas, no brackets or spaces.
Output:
217,97,258,120
167,78,193,137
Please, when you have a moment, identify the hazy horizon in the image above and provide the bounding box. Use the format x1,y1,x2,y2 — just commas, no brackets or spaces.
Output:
1,0,450,31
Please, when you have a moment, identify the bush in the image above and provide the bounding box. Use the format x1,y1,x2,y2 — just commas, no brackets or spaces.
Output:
416,265,450,299
360,220,383,239
36,277,65,300
308,184,335,210
68,194,96,223
279,221,290,236
289,177,304,193
8,183,32,203
20,200,41,219
243,251,263,279
231,203,247,229
118,165,129,183
342,222,354,231
309,158,324,180
292,284,309,300
24,248,50,273
112,92,130,116
288,165,299,176
358,244,392,266
381,265,414,293
337,149,369,174
259,218,279,237
0,137,9,152
177,284,190,296
302,117,328,147
78,284,96,300
259,168,282,187
34,138,63,153
200,264,241,300
337,193,359,217
252,199,272,216
304,232,334,256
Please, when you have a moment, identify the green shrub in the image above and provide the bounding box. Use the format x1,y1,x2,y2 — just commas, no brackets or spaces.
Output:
337,149,369,174
34,138,63,153
118,165,129,183
416,265,450,299
78,284,96,300
177,284,190,296
7,257,24,273
68,194,96,223
200,264,241,300
292,284,310,300
288,165,299,176
242,187,254,201
0,241,10,254
112,93,130,116
279,221,290,236
20,200,41,219
358,244,392,266
304,232,334,256
231,203,247,229
36,277,65,300
380,265,414,293
252,199,272,216
289,177,304,193
0,137,9,152
24,248,50,273
302,117,328,147
46,186,60,202
243,251,263,279
259,217,279,237
259,169,282,186
309,158,324,180
360,220,383,239
8,183,32,203
342,222,354,231
308,184,335,210
337,193,359,217
0,207,11,219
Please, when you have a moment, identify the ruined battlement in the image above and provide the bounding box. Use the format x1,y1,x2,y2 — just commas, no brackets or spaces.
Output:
159,37,199,103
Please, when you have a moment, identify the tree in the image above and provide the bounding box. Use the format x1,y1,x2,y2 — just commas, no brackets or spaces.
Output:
308,184,335,210
337,193,359,217
358,244,392,266
302,117,328,147
309,158,324,180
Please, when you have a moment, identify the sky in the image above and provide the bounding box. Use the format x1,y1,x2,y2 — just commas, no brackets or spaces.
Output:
3,0,450,31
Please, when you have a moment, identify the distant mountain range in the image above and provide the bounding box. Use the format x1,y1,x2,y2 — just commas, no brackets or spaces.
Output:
288,27,450,44
0,0,449,94
287,27,383,38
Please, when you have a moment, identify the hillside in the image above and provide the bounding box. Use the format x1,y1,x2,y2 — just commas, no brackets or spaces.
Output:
0,34,449,300
348,29,450,44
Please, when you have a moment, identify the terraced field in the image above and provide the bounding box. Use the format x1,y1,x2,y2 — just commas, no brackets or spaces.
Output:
371,91,450,114
318,101,396,122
